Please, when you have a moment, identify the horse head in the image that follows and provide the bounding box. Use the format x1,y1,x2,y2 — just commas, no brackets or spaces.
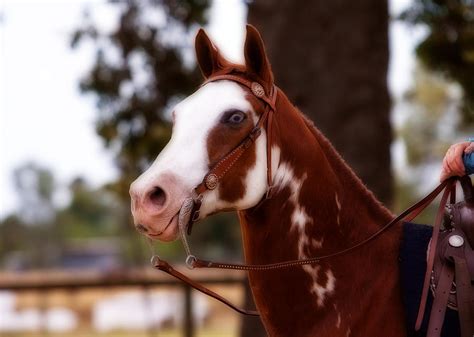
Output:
129,25,275,241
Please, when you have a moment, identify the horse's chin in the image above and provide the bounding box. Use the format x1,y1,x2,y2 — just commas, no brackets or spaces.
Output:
146,214,179,242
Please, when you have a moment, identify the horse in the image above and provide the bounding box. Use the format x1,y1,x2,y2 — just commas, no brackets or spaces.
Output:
129,25,407,337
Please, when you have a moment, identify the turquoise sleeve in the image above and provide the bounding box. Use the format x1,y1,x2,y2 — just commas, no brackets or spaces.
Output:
463,152,474,175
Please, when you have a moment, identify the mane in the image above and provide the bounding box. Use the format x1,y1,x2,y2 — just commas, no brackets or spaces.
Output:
301,114,394,222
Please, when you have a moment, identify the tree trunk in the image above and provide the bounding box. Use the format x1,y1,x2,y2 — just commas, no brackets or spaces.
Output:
247,0,393,205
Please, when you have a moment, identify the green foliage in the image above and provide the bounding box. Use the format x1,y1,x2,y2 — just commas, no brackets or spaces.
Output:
72,0,210,199
400,0,474,124
56,178,125,239
13,162,56,224
0,163,131,268
399,66,458,166
71,1,244,261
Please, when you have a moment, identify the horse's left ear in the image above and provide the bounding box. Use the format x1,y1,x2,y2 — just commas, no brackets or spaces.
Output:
195,28,228,79
244,24,274,86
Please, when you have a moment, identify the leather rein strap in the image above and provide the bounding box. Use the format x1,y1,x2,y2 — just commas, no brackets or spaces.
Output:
151,170,456,316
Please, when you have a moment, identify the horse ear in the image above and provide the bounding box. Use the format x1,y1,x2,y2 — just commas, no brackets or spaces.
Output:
244,24,274,85
195,28,225,79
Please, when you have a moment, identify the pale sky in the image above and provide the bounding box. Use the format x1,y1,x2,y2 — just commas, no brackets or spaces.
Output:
0,0,418,218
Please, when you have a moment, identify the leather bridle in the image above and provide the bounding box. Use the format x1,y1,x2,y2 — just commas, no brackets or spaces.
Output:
184,73,278,235
146,72,460,319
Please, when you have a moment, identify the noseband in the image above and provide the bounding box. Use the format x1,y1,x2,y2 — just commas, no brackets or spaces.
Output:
146,72,460,318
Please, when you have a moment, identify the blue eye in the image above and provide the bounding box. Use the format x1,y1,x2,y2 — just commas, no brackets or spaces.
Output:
221,109,246,125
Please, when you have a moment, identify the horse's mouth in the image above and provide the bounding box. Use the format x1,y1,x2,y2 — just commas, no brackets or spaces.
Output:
147,213,179,242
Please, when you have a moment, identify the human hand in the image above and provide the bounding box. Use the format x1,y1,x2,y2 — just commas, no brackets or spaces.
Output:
440,141,474,182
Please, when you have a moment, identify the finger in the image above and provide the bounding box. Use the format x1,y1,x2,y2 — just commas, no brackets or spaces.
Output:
452,144,466,174
440,168,449,182
445,155,463,177
465,142,474,153
442,156,451,175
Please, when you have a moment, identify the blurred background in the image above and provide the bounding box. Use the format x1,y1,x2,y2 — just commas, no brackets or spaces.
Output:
0,0,473,336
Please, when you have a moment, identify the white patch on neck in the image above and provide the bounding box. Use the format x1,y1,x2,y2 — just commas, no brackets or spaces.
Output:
273,161,310,232
333,303,342,329
335,192,341,226
336,313,342,329
311,270,336,307
273,156,335,307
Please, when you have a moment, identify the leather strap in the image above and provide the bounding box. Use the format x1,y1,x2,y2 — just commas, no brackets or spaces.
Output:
426,261,455,337
453,246,474,337
151,256,259,316
151,179,455,317
191,178,453,272
189,73,278,232
202,74,276,111
415,180,455,330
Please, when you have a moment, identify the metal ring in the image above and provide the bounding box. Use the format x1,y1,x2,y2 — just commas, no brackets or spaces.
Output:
150,255,161,266
186,255,197,269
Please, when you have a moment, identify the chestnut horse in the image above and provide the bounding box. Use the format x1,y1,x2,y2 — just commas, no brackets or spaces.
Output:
130,25,406,337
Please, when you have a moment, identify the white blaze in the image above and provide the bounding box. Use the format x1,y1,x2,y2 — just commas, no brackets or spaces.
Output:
134,80,268,218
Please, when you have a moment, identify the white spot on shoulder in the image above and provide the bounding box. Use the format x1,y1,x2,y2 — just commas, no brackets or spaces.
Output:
273,158,335,307
292,207,310,231
310,269,336,307
312,238,323,249
335,192,341,226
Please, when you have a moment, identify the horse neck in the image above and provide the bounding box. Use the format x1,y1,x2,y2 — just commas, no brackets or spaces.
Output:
239,91,404,337
241,90,394,262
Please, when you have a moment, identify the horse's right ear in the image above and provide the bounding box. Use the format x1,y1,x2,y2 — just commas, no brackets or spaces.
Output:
195,29,225,79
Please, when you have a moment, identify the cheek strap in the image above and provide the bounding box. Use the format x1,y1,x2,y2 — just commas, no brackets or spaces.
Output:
187,74,278,234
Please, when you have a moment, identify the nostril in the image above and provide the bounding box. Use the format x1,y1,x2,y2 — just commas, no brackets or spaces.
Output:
148,186,167,207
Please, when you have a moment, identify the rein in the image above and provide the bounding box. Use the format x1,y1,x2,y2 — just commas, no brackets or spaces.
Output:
146,72,459,318
151,177,455,317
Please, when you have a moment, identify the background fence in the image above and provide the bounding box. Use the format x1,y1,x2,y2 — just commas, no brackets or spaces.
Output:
0,267,248,337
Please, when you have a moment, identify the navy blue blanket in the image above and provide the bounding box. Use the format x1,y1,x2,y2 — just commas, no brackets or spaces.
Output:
399,222,460,337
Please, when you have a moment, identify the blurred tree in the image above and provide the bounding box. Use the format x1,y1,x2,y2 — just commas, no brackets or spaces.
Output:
401,65,461,166
400,0,474,125
13,162,56,225
71,0,214,267
0,163,129,268
246,4,391,334
10,163,59,268
392,65,463,221
0,215,29,267
56,178,124,239
71,0,209,198
248,0,393,205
